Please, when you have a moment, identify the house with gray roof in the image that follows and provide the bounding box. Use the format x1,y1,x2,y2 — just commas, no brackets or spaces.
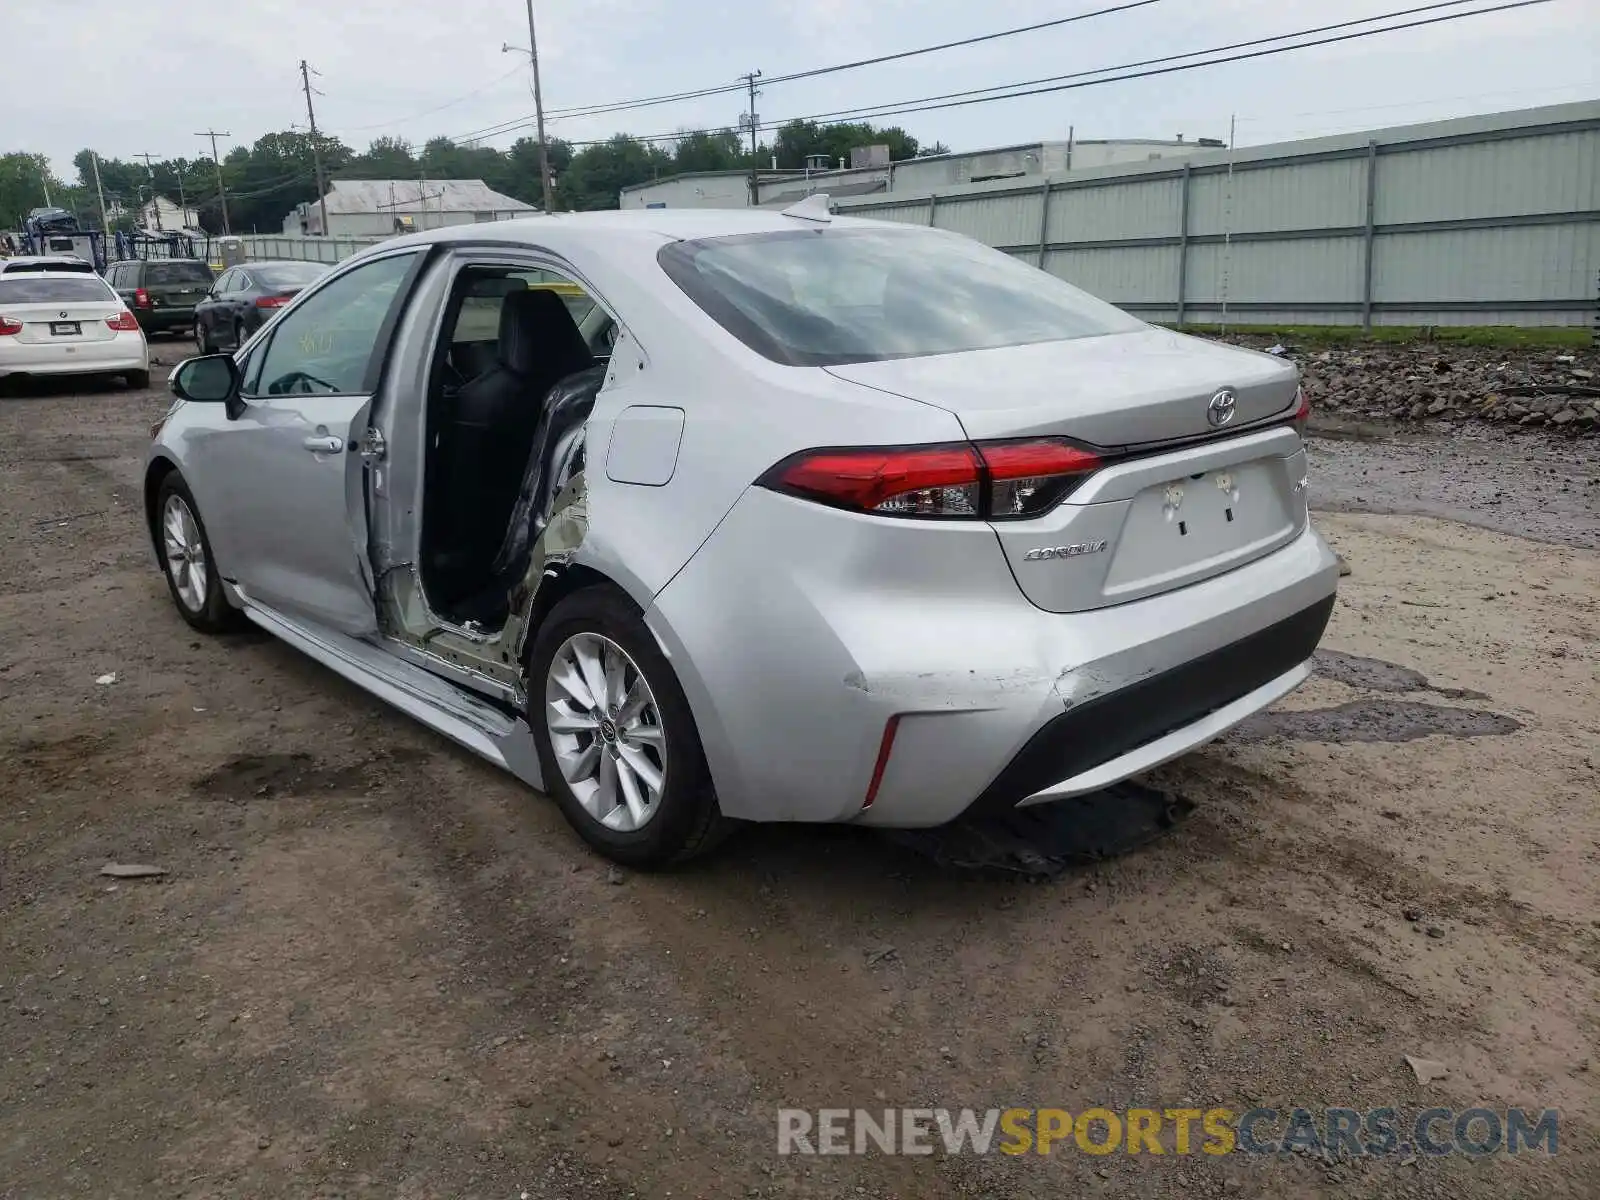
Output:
283,179,538,236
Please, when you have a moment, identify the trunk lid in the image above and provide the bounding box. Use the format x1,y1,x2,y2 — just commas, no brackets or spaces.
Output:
823,327,1298,448
825,328,1309,613
6,300,122,343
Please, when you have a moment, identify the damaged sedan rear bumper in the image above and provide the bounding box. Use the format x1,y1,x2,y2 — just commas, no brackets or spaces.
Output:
647,486,1340,829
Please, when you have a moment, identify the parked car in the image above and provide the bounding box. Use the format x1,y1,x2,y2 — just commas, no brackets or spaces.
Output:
0,271,149,388
193,260,330,352
144,207,1337,867
0,255,97,275
105,258,215,337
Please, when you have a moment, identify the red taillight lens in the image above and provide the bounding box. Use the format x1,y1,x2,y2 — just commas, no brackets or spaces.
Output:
769,443,983,517
1291,386,1311,434
106,311,140,332
981,439,1104,519
0,315,21,336
255,294,290,309
759,438,1102,520
133,287,151,309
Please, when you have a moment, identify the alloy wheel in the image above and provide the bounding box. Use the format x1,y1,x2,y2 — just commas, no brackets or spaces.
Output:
544,632,667,832
161,494,208,612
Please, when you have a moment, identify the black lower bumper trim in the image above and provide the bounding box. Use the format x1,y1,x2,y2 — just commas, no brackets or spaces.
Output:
964,594,1335,818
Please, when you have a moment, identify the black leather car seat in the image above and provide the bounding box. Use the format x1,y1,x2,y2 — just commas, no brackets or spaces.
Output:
431,289,595,603
449,364,607,628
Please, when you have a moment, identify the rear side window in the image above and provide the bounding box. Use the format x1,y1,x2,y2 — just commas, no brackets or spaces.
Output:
0,276,115,303
657,227,1144,367
144,261,214,284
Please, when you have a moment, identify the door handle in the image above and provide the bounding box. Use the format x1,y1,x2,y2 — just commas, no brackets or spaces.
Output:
302,435,343,453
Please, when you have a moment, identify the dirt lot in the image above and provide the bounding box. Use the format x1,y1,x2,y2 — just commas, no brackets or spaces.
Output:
2,365,1597,1199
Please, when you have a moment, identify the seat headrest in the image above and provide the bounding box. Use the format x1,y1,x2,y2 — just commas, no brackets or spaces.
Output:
499,288,595,378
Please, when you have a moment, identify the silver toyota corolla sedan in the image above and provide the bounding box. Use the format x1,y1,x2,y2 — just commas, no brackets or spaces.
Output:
144,203,1338,866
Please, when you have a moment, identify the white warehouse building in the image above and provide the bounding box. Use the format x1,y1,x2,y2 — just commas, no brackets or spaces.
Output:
619,136,1223,209
284,179,538,237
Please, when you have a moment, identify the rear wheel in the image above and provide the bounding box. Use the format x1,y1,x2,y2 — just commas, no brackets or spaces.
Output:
194,319,213,354
124,369,150,389
232,320,245,350
154,474,241,633
527,587,729,867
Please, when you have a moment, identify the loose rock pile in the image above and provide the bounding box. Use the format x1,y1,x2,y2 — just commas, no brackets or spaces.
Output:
1206,334,1599,435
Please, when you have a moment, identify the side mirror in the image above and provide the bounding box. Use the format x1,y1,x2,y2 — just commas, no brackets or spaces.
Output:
169,354,240,406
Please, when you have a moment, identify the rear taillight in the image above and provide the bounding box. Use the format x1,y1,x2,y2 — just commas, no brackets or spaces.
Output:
106,311,140,332
133,287,151,309
1291,386,1311,434
255,294,290,309
0,315,20,336
758,438,1102,521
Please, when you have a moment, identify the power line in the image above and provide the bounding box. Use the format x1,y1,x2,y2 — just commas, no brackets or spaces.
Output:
339,63,527,134
532,0,1558,151
445,0,1173,143
749,0,1503,129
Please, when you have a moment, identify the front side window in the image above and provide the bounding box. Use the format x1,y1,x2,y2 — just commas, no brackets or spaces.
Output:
657,227,1144,367
247,252,417,396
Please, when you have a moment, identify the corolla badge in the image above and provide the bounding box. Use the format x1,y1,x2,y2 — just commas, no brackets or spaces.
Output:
1207,388,1238,428
1023,540,1108,562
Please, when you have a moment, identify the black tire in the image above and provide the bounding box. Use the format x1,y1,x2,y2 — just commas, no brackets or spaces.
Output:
195,319,213,354
526,586,730,868
232,320,245,350
153,473,243,634
124,369,150,389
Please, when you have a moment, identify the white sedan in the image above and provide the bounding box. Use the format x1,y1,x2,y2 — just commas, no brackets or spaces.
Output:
0,270,150,388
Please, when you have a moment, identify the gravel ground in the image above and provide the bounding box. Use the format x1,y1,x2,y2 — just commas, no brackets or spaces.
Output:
1214,335,1600,434
1,361,1596,1199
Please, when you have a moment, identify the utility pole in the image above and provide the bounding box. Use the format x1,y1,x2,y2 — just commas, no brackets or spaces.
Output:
194,130,232,234
89,151,111,238
739,70,762,207
135,153,163,229
299,60,330,236
523,0,555,212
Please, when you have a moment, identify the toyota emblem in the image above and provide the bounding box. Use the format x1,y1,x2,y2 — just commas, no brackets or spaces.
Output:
1207,388,1238,428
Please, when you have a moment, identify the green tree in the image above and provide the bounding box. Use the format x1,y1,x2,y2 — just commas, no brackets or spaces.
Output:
557,135,673,211
349,136,418,180
671,129,746,174
1,152,63,227
771,120,921,170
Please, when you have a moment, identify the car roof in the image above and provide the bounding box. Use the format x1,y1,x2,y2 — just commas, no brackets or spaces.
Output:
385,206,897,253
0,269,113,284
3,255,93,269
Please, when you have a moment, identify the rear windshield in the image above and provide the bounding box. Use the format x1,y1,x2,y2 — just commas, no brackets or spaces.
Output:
0,276,115,303
253,262,327,288
657,227,1143,367
3,259,95,274
144,261,214,284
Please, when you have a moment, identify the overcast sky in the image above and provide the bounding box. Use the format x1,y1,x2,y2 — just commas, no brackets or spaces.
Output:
7,0,1597,180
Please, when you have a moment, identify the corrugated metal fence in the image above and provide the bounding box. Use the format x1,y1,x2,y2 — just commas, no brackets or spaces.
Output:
834,102,1600,328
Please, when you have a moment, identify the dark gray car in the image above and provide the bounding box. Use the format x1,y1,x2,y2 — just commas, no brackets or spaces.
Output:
193,260,330,352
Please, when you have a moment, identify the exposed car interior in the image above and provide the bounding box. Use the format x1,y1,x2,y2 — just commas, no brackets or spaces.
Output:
421,267,616,628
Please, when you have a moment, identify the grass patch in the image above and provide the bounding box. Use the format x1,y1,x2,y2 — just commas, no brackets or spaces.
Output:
1166,323,1592,349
